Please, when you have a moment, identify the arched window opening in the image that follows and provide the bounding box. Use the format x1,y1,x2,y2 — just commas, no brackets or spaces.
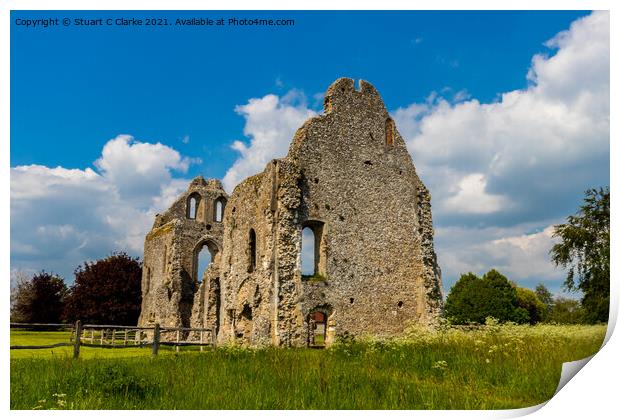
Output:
197,246,213,284
248,229,257,273
308,310,327,347
194,241,217,285
301,221,326,280
187,193,201,219
385,117,395,147
301,227,315,276
214,199,225,222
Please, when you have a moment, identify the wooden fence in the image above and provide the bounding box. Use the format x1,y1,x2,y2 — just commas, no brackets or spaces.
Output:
10,321,215,359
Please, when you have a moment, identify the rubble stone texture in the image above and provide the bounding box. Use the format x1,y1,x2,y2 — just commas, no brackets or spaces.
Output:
138,78,443,346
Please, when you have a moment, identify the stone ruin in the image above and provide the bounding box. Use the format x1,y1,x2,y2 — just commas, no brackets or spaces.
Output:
138,78,443,346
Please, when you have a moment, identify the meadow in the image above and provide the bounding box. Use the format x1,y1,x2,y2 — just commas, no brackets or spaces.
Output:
10,323,606,410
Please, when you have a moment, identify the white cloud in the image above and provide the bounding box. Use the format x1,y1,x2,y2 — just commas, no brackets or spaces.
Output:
11,135,197,282
435,223,566,292
394,11,609,227
94,135,199,204
392,11,609,289
222,90,317,192
442,173,509,214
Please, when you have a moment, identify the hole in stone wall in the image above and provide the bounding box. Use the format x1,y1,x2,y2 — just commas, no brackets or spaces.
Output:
385,118,395,147
301,221,326,280
214,198,225,222
248,229,257,273
397,301,404,308
196,245,213,284
241,304,253,321
206,224,212,230
308,310,327,347
187,193,201,219
350,298,354,304
339,215,345,221
301,227,315,276
232,207,236,213
325,204,331,210
364,160,373,165
314,178,319,184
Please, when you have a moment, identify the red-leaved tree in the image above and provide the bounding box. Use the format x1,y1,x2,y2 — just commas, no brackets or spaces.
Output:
64,252,142,325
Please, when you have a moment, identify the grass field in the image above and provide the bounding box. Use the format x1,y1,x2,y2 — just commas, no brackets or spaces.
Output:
10,323,606,410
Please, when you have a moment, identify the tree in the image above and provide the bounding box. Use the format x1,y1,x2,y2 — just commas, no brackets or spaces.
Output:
551,187,610,323
547,297,585,324
535,283,553,308
10,271,68,323
515,287,546,324
64,252,142,325
444,269,526,324
535,283,553,321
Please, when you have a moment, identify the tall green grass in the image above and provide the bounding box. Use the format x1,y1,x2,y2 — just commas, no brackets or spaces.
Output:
10,324,606,409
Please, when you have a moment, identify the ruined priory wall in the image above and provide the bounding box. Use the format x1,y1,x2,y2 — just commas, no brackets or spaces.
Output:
286,78,443,337
217,167,279,345
139,178,227,331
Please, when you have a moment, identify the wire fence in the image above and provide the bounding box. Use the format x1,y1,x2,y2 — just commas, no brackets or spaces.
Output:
10,321,216,358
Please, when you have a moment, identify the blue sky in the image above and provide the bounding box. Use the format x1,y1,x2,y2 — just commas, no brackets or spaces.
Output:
10,10,609,296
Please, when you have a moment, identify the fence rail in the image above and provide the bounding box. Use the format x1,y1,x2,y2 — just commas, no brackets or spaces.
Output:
10,321,215,358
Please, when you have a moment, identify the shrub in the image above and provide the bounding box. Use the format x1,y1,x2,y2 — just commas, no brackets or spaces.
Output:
445,270,527,325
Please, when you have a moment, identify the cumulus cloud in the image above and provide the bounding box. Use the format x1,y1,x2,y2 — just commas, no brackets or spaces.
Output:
434,222,573,294
393,11,609,290
222,89,317,192
11,135,197,282
394,11,609,228
442,173,509,215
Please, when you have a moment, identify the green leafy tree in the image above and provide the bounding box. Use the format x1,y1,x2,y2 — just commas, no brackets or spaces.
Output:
534,283,554,319
64,252,142,325
444,270,525,324
535,283,553,307
515,287,546,324
10,271,68,323
547,297,585,324
551,187,610,323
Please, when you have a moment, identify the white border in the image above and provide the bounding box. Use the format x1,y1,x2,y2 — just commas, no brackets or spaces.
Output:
2,1,616,419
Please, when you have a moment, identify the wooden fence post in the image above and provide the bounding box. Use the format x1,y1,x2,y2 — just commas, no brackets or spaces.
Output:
152,323,160,356
73,320,82,359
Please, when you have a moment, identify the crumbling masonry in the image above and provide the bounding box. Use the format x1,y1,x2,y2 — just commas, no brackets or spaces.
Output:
138,78,443,346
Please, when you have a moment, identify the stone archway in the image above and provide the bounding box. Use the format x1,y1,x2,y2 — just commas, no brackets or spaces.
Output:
307,305,334,348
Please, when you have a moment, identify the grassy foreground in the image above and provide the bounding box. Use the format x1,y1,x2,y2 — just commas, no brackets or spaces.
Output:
10,323,606,410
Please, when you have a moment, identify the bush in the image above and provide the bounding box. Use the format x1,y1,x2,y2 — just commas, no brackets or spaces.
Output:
515,287,546,324
445,270,533,325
